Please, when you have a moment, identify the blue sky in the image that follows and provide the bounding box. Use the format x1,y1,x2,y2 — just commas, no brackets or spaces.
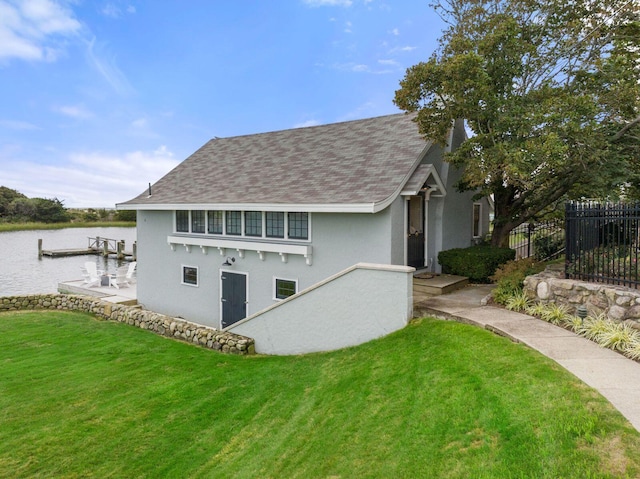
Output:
0,0,444,207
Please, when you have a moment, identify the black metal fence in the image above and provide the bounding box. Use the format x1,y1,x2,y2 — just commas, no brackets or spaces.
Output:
565,202,640,288
508,219,565,261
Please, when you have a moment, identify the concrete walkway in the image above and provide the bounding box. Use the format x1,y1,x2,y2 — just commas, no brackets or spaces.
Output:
414,285,640,433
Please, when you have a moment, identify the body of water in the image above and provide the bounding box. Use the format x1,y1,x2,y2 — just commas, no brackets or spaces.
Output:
0,227,136,296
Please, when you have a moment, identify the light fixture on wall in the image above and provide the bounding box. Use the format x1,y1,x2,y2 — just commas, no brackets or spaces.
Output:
222,257,235,266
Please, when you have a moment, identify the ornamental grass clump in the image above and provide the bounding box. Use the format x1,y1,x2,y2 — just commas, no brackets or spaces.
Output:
577,314,611,343
562,315,585,332
597,322,640,352
624,341,640,361
525,302,548,318
505,291,532,312
540,304,572,326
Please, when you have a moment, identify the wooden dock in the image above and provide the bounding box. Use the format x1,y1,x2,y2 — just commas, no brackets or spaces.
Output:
39,236,136,260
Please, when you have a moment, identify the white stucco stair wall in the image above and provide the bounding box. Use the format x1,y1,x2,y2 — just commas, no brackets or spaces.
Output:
226,263,415,355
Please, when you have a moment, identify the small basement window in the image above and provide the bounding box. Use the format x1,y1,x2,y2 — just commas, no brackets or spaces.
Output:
182,265,198,286
274,278,297,300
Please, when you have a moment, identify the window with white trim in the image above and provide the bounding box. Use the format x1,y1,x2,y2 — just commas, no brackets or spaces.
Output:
174,209,310,241
288,212,309,240
274,278,297,300
473,203,482,238
191,210,205,233
226,211,241,236
182,265,199,286
176,211,189,233
245,211,262,237
266,212,285,238
208,211,223,234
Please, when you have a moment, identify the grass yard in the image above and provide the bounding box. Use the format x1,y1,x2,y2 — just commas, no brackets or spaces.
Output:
1,311,640,478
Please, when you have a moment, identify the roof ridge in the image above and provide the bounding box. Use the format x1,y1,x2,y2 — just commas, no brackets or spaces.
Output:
211,112,410,142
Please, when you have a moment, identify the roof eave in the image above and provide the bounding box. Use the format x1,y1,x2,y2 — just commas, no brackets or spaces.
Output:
116,202,384,214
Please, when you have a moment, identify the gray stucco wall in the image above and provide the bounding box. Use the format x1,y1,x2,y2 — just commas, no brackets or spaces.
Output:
136,207,399,328
228,263,414,355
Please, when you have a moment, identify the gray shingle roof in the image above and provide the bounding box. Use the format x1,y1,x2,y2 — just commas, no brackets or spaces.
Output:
118,113,430,212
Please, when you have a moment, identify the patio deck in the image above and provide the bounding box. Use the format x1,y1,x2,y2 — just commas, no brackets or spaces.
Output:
58,279,137,306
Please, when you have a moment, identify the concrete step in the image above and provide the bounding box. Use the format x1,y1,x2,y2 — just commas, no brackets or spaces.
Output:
413,274,469,296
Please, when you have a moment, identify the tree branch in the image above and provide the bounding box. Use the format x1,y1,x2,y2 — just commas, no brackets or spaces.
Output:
613,115,640,141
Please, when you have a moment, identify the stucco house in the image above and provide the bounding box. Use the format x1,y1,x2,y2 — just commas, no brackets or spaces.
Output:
117,113,489,345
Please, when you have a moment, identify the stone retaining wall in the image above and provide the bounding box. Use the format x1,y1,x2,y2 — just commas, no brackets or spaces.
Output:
0,294,255,355
524,267,640,322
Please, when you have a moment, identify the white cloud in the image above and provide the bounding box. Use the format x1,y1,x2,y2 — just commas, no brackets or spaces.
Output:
101,2,136,18
389,45,416,53
303,0,352,7
344,20,352,33
378,58,398,66
131,117,147,128
101,3,120,18
0,118,39,130
327,62,393,74
1,146,180,207
85,36,134,95
293,119,321,128
338,101,377,122
55,104,93,119
0,0,81,63
389,28,399,36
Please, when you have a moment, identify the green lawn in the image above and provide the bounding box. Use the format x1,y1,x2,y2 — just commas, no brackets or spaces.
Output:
1,311,639,478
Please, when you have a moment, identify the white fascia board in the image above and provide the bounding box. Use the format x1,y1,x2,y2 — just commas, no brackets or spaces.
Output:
400,166,447,197
167,235,312,256
118,202,382,213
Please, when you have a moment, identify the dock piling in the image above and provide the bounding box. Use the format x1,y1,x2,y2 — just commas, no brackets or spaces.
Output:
38,239,43,258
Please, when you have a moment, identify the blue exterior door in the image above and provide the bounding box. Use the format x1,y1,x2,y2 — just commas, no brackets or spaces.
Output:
221,271,247,328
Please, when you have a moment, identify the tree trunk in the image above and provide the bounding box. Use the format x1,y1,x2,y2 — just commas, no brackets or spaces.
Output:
491,222,511,248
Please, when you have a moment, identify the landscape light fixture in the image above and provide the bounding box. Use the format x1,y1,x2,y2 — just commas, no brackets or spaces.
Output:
576,304,588,321
223,257,235,266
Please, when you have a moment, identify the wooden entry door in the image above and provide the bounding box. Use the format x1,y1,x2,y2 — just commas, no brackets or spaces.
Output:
221,271,247,328
407,194,425,268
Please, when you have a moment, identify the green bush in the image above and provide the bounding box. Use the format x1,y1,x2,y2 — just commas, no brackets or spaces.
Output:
438,245,515,283
490,258,545,305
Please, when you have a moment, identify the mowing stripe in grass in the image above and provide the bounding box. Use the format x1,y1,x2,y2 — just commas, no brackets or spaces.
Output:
1,311,639,478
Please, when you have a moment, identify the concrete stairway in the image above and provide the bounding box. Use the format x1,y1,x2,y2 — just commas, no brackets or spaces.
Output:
413,273,469,298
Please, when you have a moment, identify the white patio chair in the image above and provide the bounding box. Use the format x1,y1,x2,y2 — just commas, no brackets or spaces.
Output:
125,261,137,284
81,261,102,288
109,265,130,289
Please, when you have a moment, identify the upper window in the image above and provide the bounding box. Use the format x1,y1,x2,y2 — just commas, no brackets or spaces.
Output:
208,211,223,234
266,212,285,238
175,209,309,240
226,211,241,236
176,211,189,233
274,278,297,300
288,212,309,240
191,210,205,234
245,211,262,237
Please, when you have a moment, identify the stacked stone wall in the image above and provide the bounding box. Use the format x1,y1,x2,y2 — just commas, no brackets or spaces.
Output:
524,268,640,322
0,294,255,355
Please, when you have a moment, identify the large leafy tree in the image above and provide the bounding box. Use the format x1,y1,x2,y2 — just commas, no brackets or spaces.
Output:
394,0,640,246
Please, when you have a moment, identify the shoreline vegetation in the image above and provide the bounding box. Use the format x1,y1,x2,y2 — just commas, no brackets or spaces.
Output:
0,221,136,233
1,186,136,230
